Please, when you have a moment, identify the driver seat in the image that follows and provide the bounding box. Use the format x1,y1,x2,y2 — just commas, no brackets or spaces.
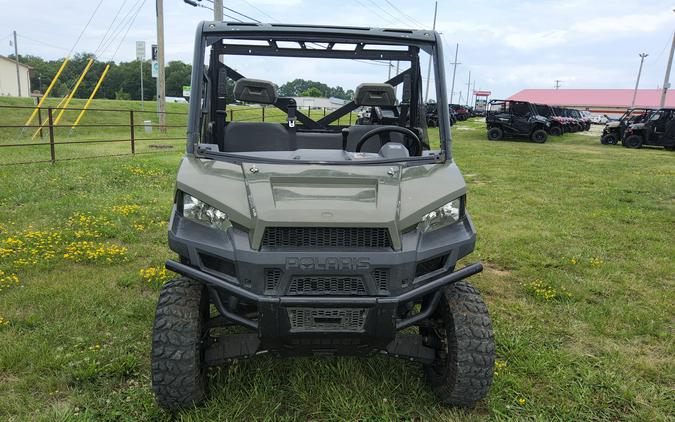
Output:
349,83,406,152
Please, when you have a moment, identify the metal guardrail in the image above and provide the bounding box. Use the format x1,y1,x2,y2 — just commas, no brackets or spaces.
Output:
0,104,354,165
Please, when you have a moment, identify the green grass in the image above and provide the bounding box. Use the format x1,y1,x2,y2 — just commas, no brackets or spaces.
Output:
0,115,673,420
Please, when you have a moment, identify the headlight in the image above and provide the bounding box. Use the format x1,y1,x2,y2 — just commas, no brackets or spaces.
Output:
418,197,463,233
182,193,232,231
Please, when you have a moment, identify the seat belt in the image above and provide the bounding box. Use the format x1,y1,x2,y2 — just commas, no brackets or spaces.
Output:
287,99,297,150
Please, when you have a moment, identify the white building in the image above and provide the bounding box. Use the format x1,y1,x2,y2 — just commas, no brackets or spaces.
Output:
291,96,348,110
0,55,31,97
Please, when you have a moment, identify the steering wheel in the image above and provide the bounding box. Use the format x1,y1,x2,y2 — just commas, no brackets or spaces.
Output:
355,126,423,156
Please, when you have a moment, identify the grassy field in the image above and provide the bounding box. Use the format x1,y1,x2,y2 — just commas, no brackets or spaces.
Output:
0,115,673,420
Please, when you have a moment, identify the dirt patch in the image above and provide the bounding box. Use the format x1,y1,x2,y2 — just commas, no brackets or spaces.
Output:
484,263,512,277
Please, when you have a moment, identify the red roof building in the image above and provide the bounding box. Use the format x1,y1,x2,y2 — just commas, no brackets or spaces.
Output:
507,89,675,116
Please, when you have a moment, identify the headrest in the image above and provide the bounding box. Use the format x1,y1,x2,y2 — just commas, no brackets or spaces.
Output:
353,83,396,106
233,78,277,104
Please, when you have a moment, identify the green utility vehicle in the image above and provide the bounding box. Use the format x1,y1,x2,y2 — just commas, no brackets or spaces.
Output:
151,22,494,411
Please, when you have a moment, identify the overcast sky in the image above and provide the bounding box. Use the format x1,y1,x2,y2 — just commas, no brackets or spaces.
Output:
1,0,673,100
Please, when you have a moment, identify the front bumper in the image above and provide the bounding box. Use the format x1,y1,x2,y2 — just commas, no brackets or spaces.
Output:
166,209,481,355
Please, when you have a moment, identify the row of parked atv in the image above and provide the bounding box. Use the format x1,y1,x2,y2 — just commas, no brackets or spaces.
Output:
600,108,675,150
485,100,591,144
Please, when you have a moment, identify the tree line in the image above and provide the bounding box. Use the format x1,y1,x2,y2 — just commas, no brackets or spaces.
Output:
12,53,355,102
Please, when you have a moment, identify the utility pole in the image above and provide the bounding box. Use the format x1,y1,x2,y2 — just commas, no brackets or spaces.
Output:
214,0,223,20
12,30,21,97
465,71,471,106
471,80,476,107
659,31,675,107
388,60,392,80
458,91,463,105
423,0,438,103
449,43,460,104
156,0,166,132
631,53,648,108
554,79,562,89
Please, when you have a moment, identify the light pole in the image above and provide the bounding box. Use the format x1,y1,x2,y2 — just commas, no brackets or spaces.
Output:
659,31,675,107
631,53,648,108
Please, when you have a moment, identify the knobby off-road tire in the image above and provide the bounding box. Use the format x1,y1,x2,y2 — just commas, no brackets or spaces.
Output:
531,129,548,143
487,127,503,141
623,134,643,149
425,281,495,407
152,277,209,411
549,126,563,136
601,134,617,145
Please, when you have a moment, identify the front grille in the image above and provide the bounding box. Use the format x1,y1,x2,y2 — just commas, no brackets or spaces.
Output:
264,268,282,292
287,307,368,332
372,269,389,292
288,276,366,296
261,227,392,248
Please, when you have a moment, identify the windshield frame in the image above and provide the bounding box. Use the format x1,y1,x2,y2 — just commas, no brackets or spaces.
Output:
186,22,451,165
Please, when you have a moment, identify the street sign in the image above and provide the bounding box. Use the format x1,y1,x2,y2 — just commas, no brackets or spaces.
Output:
151,44,158,78
182,85,191,97
136,41,146,60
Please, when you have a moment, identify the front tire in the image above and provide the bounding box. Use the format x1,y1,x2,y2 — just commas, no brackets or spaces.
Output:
549,126,562,136
487,127,503,141
424,282,495,407
601,134,617,145
623,135,643,148
531,129,548,143
152,277,208,411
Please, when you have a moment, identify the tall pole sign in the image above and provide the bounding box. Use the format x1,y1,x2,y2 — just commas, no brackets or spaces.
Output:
152,44,159,118
136,41,146,110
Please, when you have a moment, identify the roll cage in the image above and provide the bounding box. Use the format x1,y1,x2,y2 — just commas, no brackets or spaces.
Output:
186,22,452,162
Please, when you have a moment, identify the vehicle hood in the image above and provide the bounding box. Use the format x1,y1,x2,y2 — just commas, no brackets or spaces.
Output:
628,123,645,130
175,156,467,249
605,121,620,128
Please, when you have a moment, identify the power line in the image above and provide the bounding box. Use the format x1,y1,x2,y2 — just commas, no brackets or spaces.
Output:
110,0,147,61
198,0,245,21
15,34,70,52
237,0,279,22
93,0,130,56
365,0,409,26
352,0,398,26
99,0,145,58
67,0,105,57
383,0,425,27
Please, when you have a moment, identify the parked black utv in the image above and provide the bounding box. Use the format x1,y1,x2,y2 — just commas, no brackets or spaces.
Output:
601,108,652,145
486,100,550,143
425,102,456,127
622,108,675,150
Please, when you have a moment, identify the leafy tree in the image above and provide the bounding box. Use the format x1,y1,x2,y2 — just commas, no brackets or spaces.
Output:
299,86,323,97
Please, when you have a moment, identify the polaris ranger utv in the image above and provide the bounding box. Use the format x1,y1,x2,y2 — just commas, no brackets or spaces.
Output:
622,108,675,150
151,22,495,410
486,99,550,143
600,108,652,145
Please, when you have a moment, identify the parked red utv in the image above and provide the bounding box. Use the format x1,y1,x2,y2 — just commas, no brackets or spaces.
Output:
534,104,564,136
